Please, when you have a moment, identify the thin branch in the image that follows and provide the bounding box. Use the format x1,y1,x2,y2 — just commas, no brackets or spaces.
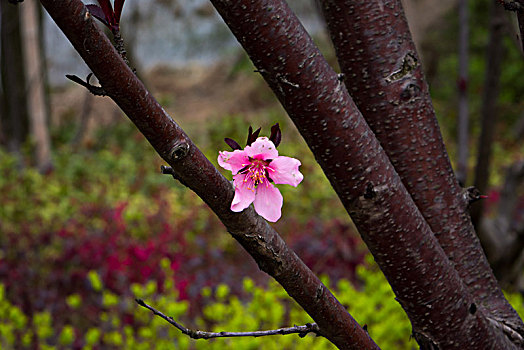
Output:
135,299,322,339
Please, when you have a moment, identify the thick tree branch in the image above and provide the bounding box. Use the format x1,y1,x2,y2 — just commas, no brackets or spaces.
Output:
136,299,322,339
209,0,515,348
38,1,377,349
318,0,524,337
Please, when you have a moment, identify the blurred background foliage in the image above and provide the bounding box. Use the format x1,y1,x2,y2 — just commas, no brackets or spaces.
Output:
1,0,524,349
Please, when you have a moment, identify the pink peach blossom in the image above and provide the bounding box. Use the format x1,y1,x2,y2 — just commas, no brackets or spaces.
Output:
218,137,303,222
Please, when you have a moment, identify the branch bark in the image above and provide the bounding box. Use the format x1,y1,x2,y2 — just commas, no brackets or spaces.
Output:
38,1,377,349
318,0,523,336
209,0,515,347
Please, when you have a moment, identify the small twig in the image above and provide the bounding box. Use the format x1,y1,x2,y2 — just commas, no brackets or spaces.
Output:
161,165,178,179
65,73,107,96
135,299,322,339
463,186,489,206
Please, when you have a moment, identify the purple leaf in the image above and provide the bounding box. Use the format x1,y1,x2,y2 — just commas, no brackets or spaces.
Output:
246,126,261,146
114,0,125,24
86,4,110,27
246,126,254,146
224,138,241,151
96,0,115,26
269,123,282,147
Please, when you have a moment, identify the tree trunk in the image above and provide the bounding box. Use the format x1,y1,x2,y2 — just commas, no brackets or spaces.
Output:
483,161,524,287
0,1,29,157
471,2,506,229
21,0,52,172
457,0,469,185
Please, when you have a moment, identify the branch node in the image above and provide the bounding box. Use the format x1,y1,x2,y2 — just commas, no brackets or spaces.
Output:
385,52,418,83
315,284,324,300
469,303,477,315
169,141,190,161
160,165,180,180
364,182,376,199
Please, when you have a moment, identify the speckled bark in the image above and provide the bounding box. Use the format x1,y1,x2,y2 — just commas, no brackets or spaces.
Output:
39,0,378,349
319,0,524,336
209,0,514,348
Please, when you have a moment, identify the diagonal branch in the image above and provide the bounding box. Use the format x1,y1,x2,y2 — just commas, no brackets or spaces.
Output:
318,0,524,336
38,1,377,349
136,299,322,339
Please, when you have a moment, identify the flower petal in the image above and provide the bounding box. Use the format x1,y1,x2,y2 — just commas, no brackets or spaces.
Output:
268,156,303,187
231,174,256,212
253,182,283,222
244,137,278,160
218,150,249,175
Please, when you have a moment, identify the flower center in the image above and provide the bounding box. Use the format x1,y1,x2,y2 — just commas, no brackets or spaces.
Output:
242,158,271,188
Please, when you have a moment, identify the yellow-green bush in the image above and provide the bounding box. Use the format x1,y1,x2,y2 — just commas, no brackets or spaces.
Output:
5,260,520,349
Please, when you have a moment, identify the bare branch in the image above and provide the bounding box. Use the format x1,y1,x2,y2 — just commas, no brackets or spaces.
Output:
135,299,322,339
